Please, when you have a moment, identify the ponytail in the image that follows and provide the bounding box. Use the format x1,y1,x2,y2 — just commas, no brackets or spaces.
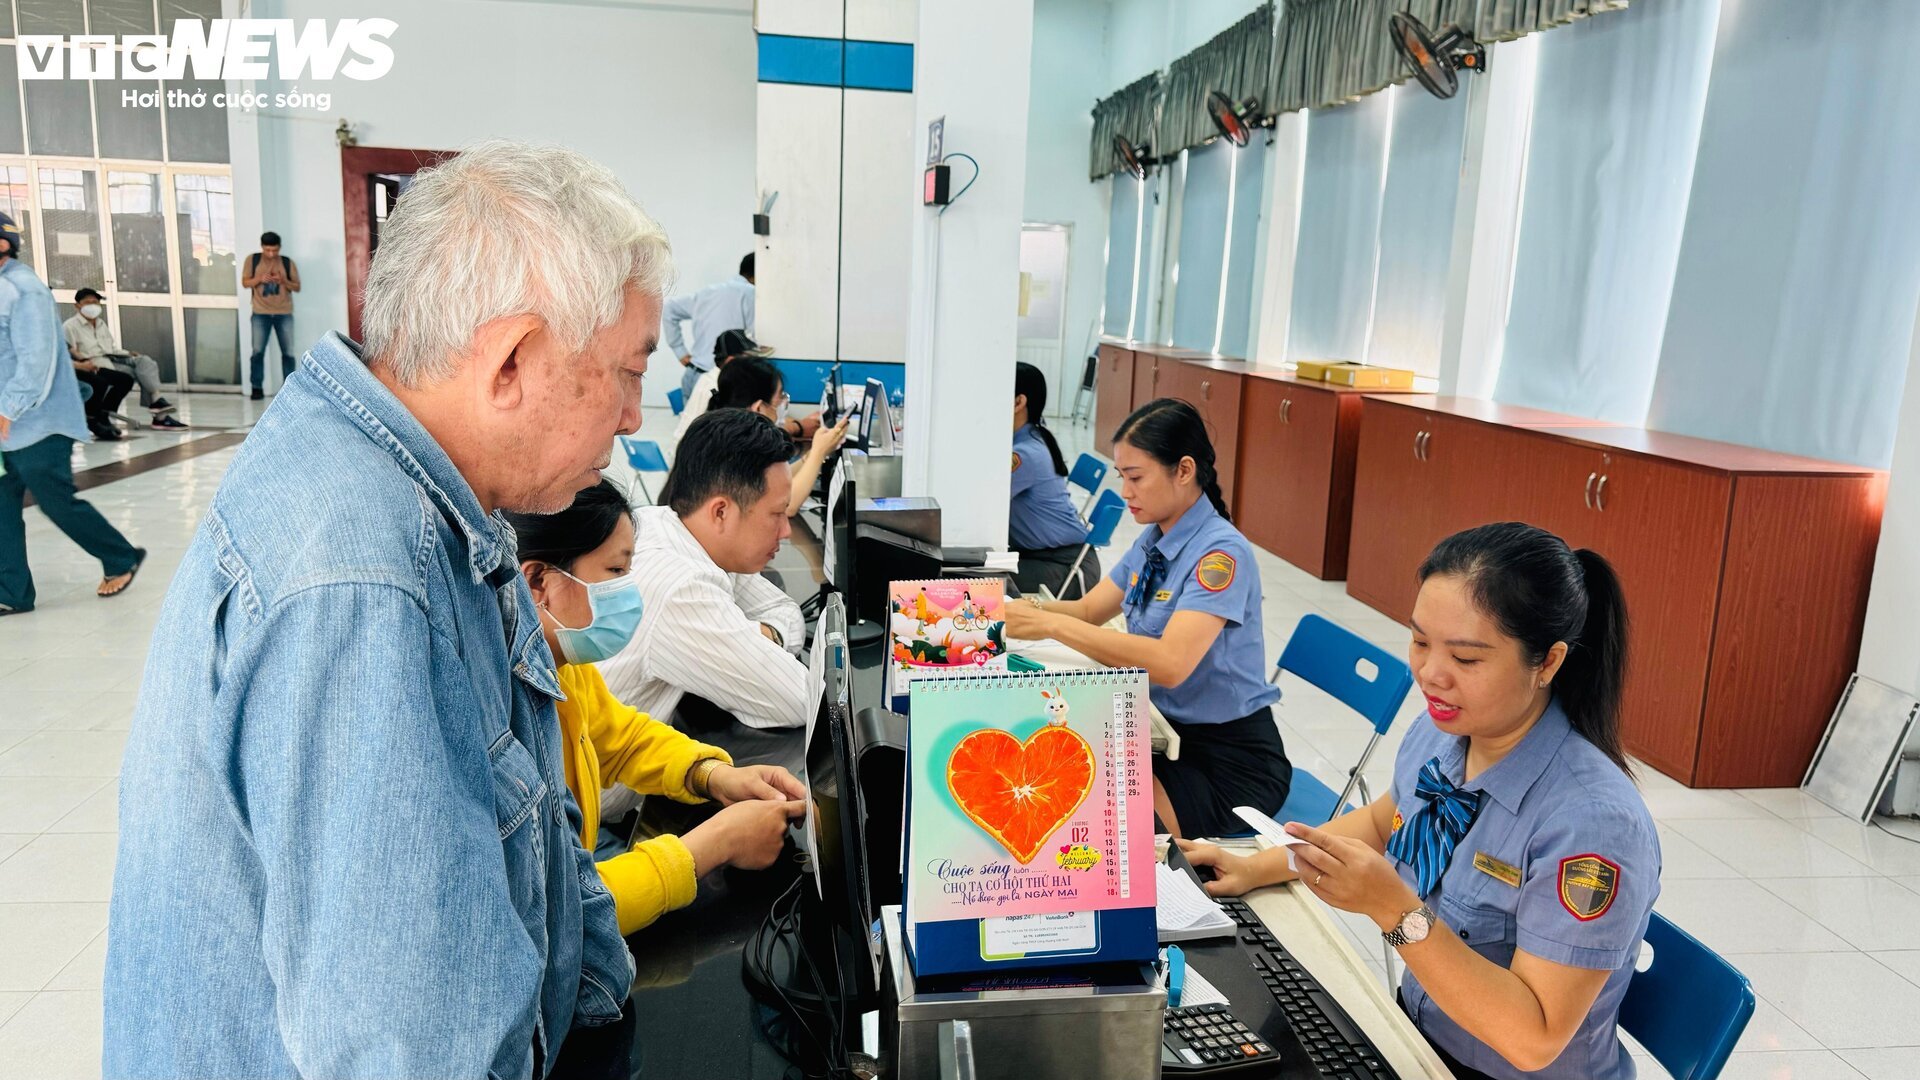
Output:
1418,523,1632,775
1565,549,1630,773
1014,361,1069,476
1113,397,1232,522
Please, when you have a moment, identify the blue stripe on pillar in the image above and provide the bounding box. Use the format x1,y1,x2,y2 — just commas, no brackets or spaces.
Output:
757,34,844,87
770,359,905,405
843,40,913,92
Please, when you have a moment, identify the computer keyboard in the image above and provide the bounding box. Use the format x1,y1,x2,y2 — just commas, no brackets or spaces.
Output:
1218,896,1395,1080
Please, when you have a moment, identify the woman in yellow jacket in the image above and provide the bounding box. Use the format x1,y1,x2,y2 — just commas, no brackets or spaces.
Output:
506,480,807,935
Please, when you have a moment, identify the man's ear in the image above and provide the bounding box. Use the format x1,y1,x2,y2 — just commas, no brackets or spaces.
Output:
469,315,545,411
704,494,732,530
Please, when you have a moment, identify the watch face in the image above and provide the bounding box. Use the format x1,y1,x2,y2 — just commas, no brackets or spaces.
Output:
1402,909,1433,943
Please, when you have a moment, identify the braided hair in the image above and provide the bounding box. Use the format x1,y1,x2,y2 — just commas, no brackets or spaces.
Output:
1112,398,1230,521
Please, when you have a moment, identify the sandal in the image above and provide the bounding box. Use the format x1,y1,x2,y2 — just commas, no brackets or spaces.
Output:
98,547,147,598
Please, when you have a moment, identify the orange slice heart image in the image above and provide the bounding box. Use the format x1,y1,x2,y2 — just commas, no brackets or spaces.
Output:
946,725,1095,865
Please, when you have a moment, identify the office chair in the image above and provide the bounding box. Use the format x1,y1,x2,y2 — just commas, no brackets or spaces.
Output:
1268,613,1415,983
1067,452,1109,518
618,435,670,504
1061,489,1126,600
1618,913,1755,1080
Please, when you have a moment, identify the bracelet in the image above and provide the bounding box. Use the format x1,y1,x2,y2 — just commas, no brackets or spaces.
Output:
688,757,724,800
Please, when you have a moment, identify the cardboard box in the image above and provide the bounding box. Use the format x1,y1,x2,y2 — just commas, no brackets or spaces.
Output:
1292,359,1341,381
1324,363,1415,389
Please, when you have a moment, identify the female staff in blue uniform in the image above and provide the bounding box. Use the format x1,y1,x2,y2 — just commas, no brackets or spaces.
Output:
1004,397,1290,839
1008,362,1095,597
1179,523,1660,1080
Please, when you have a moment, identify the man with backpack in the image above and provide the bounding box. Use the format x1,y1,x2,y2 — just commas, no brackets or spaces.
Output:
243,230,300,400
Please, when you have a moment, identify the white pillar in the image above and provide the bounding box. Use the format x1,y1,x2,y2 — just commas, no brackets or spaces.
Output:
903,0,1034,549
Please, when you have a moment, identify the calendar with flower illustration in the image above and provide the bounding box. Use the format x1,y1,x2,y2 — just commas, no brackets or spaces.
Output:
886,578,1011,712
902,668,1157,976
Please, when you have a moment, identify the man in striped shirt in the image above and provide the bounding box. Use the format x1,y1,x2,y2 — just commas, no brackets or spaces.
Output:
598,409,812,803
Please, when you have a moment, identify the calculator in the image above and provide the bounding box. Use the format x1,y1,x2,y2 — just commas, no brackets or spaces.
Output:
1162,1002,1280,1073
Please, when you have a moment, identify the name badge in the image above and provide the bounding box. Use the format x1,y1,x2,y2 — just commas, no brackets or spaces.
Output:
1153,590,1173,602
1473,851,1522,888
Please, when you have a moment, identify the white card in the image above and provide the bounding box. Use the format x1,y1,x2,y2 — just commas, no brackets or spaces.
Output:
1232,806,1307,872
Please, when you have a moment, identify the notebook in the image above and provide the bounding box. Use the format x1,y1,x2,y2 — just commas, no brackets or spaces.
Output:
1154,860,1235,942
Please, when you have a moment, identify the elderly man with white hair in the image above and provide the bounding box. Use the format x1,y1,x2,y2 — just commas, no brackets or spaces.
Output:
103,142,665,1079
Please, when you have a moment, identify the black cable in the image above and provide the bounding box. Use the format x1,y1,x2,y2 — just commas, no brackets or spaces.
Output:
939,152,980,216
1873,817,1920,847
742,869,858,1079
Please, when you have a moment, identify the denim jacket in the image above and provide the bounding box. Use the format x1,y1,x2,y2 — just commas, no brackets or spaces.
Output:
0,256,88,451
104,332,633,1080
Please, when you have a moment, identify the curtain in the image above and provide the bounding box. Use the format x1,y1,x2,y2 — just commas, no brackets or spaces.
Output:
1089,73,1162,180
1494,0,1720,423
1270,0,1626,114
1103,173,1158,338
1286,94,1391,363
1219,136,1267,358
1162,4,1276,157
1366,83,1468,379
1646,0,1920,468
1172,144,1232,351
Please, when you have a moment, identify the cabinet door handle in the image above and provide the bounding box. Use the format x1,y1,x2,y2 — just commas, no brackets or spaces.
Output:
1596,474,1609,511
1414,430,1424,461
1280,398,1291,423
1422,431,1432,460
1584,472,1597,510
1201,379,1212,401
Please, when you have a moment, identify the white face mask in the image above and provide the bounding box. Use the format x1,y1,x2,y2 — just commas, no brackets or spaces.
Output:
80,304,103,320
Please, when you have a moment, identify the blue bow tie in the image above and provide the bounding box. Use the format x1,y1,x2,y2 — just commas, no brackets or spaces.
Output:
1126,548,1169,609
1385,757,1483,898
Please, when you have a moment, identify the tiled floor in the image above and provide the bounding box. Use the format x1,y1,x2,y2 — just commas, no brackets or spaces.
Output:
3,400,1919,1077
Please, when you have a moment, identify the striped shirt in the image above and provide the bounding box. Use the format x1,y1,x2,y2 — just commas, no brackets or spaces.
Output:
597,505,810,733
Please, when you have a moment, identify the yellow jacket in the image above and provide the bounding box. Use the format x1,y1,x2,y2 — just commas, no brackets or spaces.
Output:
555,663,731,934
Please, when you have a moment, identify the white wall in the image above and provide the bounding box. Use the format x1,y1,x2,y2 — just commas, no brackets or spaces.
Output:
905,0,1033,549
249,0,757,406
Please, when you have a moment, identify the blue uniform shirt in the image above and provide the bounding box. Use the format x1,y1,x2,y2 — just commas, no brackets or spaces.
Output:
1389,700,1660,1080
1106,498,1279,723
1009,424,1090,550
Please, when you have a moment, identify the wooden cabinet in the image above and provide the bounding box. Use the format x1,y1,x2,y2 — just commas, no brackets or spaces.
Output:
1346,400,1886,787
1236,375,1371,579
1094,344,1135,455
1132,349,1164,411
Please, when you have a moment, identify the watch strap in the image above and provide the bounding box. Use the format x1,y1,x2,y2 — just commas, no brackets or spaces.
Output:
1383,904,1435,947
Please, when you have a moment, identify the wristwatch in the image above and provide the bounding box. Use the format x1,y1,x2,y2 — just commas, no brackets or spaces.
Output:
1382,904,1436,948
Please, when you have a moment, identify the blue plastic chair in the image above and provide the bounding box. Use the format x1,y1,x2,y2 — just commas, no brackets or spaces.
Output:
1061,489,1126,600
1067,452,1108,517
667,388,685,416
618,436,670,504
1269,614,1414,828
1619,913,1755,1080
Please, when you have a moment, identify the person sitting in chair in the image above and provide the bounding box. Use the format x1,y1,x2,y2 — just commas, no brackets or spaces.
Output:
64,288,185,430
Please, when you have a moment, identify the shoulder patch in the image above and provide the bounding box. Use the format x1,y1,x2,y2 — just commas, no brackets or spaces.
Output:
1011,451,1022,473
1195,550,1236,592
1558,854,1620,921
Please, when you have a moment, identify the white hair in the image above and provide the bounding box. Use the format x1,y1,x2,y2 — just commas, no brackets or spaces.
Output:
361,139,675,387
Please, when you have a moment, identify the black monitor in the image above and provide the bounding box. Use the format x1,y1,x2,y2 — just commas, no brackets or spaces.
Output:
820,361,844,424
805,593,876,982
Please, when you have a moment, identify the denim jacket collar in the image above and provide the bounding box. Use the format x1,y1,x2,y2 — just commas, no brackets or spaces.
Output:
301,332,513,588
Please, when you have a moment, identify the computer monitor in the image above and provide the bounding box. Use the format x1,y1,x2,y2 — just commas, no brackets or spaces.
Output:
803,593,880,994
820,361,844,424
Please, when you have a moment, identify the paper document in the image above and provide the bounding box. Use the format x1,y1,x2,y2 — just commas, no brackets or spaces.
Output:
1155,861,1234,942
1159,948,1231,1009
1233,806,1308,872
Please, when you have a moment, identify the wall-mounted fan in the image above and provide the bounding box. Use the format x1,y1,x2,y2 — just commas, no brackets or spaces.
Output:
1388,12,1487,100
1206,90,1261,147
1113,133,1153,180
